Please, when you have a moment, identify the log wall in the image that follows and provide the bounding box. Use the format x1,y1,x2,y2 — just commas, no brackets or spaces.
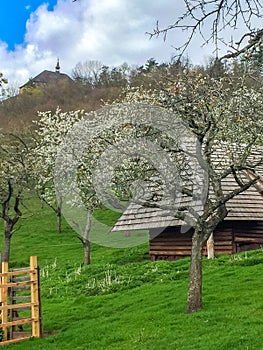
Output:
150,227,193,261
150,221,263,261
232,221,263,253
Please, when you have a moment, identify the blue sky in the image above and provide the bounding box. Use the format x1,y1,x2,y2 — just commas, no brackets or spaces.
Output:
0,1,57,50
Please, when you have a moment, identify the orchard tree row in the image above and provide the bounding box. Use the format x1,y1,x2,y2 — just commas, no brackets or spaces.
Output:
1,65,263,313
1,0,263,314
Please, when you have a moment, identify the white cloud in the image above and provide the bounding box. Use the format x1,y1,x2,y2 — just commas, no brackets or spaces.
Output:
2,0,259,86
1,0,186,86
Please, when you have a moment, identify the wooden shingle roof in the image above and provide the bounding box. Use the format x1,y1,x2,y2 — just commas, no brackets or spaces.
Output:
112,181,263,232
112,144,263,232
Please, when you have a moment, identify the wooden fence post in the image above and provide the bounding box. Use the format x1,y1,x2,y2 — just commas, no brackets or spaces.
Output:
30,256,40,338
0,256,42,345
1,262,9,341
37,265,43,337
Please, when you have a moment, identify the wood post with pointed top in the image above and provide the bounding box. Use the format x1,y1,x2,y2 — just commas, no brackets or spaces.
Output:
1,262,9,341
30,256,41,338
207,233,215,259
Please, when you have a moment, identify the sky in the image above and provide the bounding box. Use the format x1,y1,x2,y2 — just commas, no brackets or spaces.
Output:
0,0,260,87
0,0,211,87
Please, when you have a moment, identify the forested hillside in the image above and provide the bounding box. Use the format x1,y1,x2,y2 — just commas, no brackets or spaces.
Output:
1,55,262,131
0,59,156,130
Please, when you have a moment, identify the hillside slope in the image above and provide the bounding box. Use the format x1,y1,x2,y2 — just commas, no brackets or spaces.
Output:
0,198,262,350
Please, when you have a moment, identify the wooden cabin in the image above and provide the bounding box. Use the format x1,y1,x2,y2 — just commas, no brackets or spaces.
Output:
112,172,263,260
148,221,263,261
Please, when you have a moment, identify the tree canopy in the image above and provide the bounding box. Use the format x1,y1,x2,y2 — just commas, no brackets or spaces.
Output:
0,132,32,262
76,68,263,312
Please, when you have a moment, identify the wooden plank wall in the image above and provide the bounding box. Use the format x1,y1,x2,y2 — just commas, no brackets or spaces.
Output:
150,221,263,260
150,227,194,261
213,223,233,255
232,221,263,253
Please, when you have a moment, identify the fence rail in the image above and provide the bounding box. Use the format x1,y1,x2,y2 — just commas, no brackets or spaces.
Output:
0,256,42,345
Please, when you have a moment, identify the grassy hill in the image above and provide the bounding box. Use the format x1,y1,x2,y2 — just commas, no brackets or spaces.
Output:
0,197,263,349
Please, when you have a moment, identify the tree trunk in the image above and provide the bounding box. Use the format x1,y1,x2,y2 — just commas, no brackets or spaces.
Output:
82,210,92,265
83,239,91,265
2,221,13,263
187,230,205,313
124,230,131,237
207,233,215,259
57,198,62,234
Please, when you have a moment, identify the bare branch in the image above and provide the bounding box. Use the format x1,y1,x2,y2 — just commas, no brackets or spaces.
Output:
148,0,263,60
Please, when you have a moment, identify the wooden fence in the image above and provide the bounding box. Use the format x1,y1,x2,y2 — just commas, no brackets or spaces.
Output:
0,256,42,346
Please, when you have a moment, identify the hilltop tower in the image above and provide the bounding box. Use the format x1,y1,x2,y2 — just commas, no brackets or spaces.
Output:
55,59,61,73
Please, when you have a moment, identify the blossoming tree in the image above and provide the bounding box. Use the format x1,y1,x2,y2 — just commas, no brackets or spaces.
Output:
32,108,85,234
79,71,263,313
0,132,31,262
32,107,102,264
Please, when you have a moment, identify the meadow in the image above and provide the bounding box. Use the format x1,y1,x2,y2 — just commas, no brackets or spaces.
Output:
0,197,262,349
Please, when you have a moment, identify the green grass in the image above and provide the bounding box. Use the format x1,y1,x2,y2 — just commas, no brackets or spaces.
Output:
1,197,263,349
